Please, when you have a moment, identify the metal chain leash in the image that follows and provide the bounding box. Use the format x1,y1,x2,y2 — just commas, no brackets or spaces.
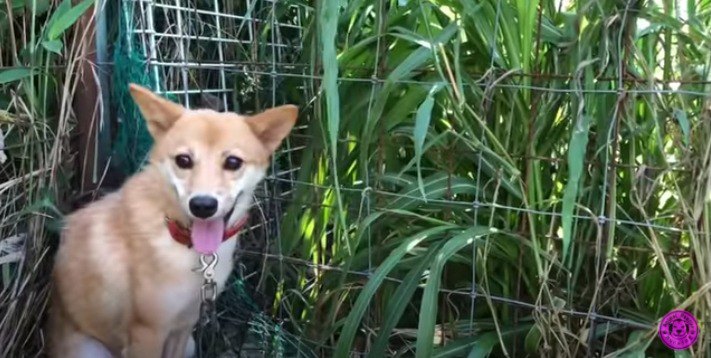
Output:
193,253,220,357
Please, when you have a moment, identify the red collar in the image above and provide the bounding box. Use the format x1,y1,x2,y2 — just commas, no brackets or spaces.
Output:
166,215,249,248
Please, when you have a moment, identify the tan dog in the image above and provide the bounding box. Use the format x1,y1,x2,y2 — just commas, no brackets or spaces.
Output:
47,84,298,357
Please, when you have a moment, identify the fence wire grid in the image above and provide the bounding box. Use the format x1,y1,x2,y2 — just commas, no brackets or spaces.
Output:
117,0,707,356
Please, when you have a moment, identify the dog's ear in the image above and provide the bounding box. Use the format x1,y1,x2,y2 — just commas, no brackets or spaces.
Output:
244,105,298,153
128,83,185,139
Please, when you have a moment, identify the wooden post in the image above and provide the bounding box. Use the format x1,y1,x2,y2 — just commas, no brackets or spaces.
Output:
72,0,111,195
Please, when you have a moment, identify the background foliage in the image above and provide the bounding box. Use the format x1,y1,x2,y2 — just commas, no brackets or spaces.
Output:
0,0,94,356
268,0,711,356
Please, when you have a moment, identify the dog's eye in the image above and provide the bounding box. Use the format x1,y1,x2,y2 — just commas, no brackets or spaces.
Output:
224,156,243,171
175,154,193,169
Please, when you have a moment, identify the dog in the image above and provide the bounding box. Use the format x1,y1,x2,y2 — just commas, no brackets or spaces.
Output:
47,84,298,357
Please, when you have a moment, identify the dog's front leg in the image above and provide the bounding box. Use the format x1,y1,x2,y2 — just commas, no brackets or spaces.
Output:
127,324,167,358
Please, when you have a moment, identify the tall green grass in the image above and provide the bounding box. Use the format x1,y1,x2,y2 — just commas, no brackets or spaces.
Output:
0,0,94,355
268,0,711,356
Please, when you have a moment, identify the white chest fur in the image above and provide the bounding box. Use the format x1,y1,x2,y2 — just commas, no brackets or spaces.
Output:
139,234,238,329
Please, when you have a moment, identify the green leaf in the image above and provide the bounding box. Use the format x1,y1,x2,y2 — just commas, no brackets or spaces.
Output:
334,225,457,357
0,68,34,85
387,22,458,84
386,172,481,211
615,330,653,357
673,108,690,146
430,333,497,358
561,114,591,266
383,85,427,132
359,22,459,173
46,0,94,40
466,332,499,358
43,0,73,38
416,226,494,358
413,84,443,199
42,40,64,55
32,0,53,15
0,0,51,15
320,0,341,155
368,241,444,358
524,325,542,353
1,0,27,12
430,325,533,358
319,0,350,255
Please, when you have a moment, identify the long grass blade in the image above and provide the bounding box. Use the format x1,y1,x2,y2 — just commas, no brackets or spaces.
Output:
413,84,443,199
334,225,457,357
416,226,494,358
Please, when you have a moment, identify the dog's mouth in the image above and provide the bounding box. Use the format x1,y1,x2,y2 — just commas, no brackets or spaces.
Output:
222,206,235,224
188,194,241,254
221,191,243,224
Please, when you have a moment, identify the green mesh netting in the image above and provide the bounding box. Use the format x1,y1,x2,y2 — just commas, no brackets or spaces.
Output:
110,1,312,356
232,280,316,357
110,0,154,175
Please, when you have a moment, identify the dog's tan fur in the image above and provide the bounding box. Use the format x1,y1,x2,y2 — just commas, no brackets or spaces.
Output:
47,84,297,357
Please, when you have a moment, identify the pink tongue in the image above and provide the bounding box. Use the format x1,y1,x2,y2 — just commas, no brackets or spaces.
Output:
191,219,225,254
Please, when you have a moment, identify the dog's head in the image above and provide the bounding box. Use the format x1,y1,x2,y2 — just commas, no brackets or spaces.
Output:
671,319,688,337
129,84,297,251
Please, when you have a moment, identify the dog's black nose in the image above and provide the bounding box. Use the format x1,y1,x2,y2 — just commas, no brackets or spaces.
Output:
189,196,218,219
